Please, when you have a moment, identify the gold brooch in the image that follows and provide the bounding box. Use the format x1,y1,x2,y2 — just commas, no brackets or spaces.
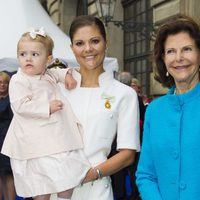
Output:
101,93,115,109
105,100,111,109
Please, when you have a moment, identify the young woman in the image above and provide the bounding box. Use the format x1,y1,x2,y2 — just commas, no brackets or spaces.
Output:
60,15,140,200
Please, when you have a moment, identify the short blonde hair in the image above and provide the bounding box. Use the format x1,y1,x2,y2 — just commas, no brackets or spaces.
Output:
131,78,141,87
0,71,11,83
17,31,54,56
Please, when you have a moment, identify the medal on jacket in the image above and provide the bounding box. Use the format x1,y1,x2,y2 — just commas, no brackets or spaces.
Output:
105,100,111,109
101,92,115,109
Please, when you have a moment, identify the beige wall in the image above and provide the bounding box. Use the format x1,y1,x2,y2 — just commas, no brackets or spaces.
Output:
151,0,199,23
61,1,78,35
46,0,61,25
105,1,124,71
153,0,180,24
44,0,77,35
151,0,166,6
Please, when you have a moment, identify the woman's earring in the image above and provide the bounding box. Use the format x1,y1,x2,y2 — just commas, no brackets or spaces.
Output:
166,71,169,77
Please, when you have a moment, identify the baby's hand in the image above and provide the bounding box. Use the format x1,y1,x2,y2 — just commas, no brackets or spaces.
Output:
65,68,77,90
49,100,63,114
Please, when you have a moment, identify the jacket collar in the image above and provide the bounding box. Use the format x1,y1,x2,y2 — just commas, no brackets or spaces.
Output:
167,82,200,106
73,68,114,88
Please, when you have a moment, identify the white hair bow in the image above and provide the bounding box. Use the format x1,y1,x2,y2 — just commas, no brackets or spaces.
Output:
29,27,46,39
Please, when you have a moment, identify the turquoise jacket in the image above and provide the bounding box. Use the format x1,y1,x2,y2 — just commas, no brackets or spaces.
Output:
136,82,200,200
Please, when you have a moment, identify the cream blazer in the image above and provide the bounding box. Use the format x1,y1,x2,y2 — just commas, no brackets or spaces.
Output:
2,69,83,160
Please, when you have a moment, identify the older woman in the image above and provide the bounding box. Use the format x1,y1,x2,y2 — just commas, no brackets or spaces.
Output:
0,71,16,200
136,15,200,200
60,15,140,200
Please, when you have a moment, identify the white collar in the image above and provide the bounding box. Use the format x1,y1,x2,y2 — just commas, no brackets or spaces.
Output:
73,68,114,88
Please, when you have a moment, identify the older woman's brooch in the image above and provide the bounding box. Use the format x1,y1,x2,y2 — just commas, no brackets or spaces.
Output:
101,93,115,109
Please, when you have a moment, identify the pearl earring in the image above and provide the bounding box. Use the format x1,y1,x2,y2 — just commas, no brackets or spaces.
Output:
166,71,169,77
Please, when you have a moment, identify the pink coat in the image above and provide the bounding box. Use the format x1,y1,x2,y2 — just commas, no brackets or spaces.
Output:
2,69,83,160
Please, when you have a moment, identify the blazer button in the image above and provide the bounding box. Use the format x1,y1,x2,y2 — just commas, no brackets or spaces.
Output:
105,184,109,188
172,151,179,160
179,182,186,190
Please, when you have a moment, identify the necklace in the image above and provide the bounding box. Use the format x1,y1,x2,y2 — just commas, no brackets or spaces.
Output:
174,88,181,95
